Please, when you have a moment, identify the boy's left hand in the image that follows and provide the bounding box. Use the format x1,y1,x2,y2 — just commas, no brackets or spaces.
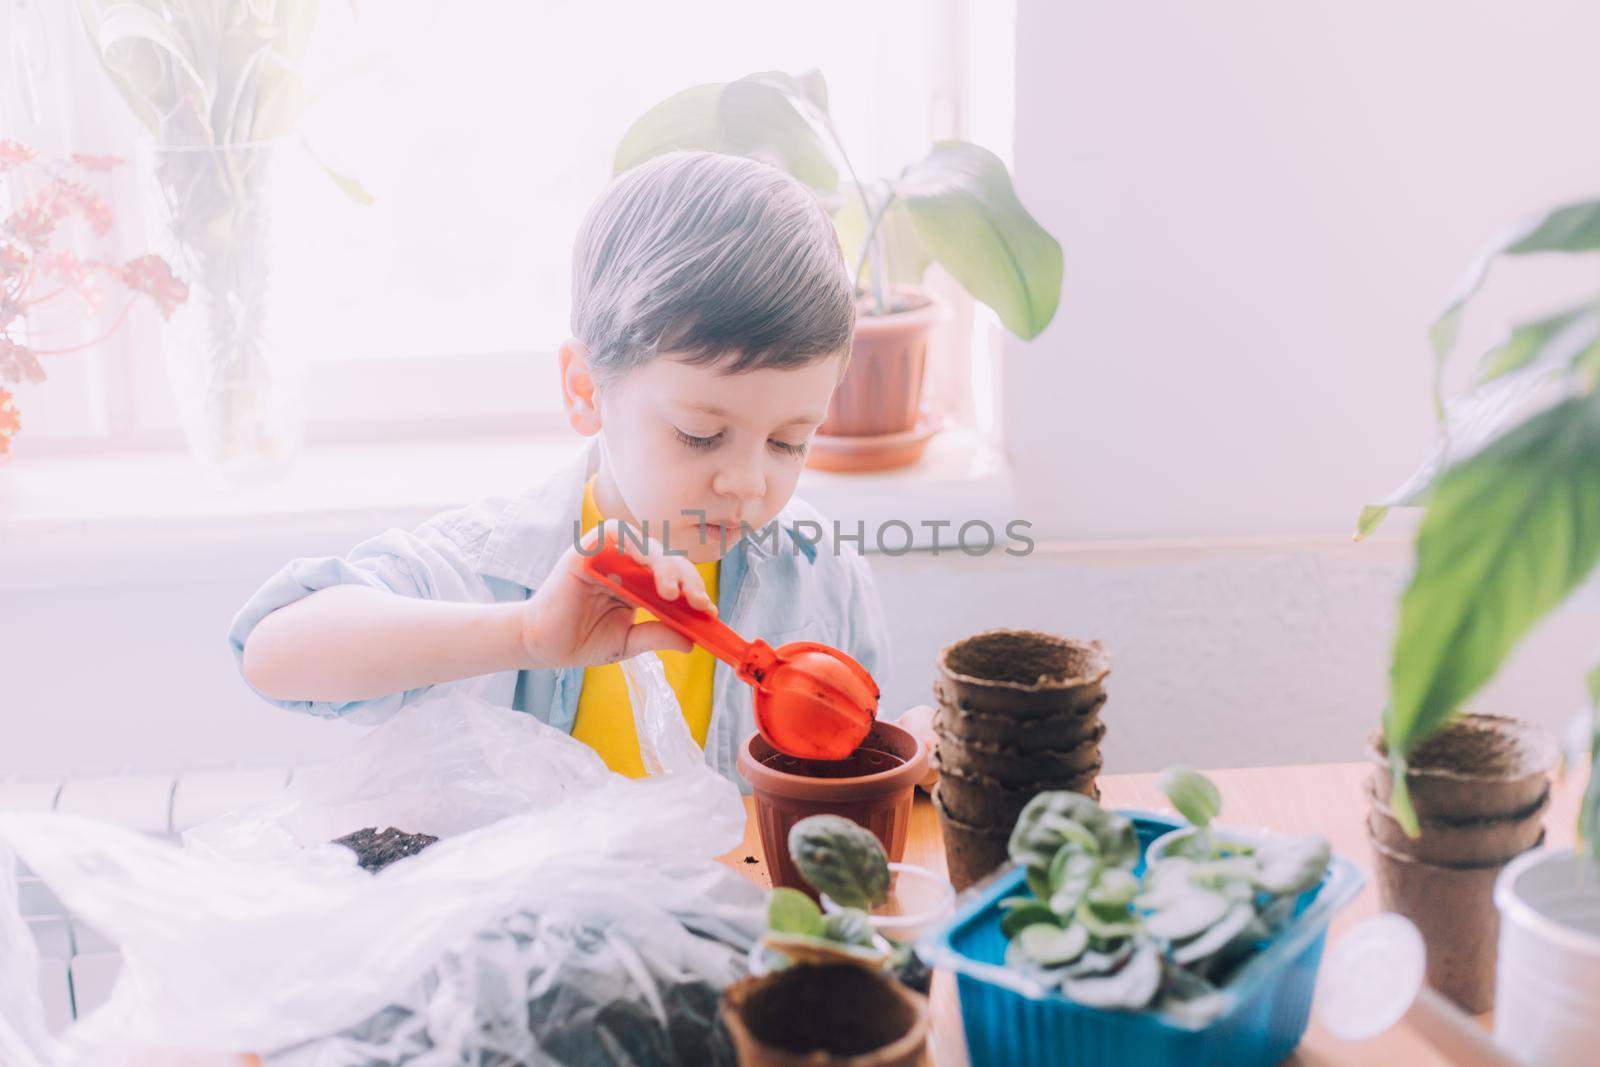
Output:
896,704,939,791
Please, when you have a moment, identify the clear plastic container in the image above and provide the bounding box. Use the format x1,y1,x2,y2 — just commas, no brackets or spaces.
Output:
821,861,957,943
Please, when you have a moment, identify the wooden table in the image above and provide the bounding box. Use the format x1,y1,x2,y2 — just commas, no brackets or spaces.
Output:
722,762,1584,1067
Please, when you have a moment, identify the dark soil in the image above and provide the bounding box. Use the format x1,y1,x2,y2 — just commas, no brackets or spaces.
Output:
334,827,439,872
943,631,1102,688
735,965,915,1055
760,747,904,779
1374,715,1556,778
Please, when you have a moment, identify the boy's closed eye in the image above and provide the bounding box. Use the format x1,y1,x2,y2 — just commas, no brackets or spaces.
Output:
671,426,812,458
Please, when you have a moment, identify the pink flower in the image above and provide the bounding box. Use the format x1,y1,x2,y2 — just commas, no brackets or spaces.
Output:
0,245,27,283
0,387,19,455
0,338,44,385
70,152,125,172
0,141,36,173
120,254,188,319
42,251,104,310
52,181,113,236
3,202,55,249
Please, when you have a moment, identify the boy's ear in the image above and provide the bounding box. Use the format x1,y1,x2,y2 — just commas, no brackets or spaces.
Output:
559,339,602,436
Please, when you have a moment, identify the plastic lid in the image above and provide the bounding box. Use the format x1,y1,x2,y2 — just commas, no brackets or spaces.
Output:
1316,913,1426,1042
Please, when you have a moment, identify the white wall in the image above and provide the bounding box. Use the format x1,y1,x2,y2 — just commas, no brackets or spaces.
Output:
8,3,1600,784
1007,0,1600,540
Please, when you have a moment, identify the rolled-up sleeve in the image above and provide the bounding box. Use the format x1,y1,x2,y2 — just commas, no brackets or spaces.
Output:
228,515,496,723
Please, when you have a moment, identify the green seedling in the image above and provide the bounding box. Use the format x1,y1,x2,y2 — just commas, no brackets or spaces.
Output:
999,769,1332,1019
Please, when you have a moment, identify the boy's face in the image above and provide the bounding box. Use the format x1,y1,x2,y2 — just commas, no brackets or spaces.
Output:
566,347,845,564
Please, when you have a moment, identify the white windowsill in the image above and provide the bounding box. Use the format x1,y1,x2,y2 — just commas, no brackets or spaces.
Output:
0,427,1014,589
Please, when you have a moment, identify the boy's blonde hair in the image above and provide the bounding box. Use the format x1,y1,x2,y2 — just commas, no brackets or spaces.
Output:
572,151,855,381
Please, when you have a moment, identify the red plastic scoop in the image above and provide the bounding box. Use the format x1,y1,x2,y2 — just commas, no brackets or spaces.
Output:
580,537,878,761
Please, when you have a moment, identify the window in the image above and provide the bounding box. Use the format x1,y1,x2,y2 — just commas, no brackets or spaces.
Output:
4,0,1014,454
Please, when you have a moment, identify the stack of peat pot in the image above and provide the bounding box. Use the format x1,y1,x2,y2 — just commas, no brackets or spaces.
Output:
1366,713,1557,1012
931,629,1110,890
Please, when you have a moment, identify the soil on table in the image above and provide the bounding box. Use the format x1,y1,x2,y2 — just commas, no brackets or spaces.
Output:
943,631,1097,687
334,827,439,872
735,964,914,1056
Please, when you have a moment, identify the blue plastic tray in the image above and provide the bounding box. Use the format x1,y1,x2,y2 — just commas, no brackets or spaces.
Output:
918,811,1364,1067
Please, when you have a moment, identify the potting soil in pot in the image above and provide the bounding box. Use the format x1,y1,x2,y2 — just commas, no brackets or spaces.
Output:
760,746,904,778
729,964,920,1058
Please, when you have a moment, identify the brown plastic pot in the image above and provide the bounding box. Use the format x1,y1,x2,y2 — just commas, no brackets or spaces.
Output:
1369,831,1537,1013
934,693,1107,749
817,290,941,440
934,787,1014,892
1365,774,1549,867
933,759,1102,829
1367,714,1557,821
722,964,929,1067
739,719,927,895
936,631,1110,720
935,723,1105,787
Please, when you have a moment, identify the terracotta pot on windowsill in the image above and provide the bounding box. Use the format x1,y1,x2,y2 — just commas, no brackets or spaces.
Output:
808,288,947,473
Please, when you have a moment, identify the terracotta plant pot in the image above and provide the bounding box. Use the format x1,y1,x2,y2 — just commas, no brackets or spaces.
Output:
1365,775,1549,867
933,787,1014,892
1370,832,1532,1013
932,759,1102,829
1367,714,1557,821
809,289,944,473
935,724,1106,787
722,964,929,1067
739,719,928,894
934,695,1106,748
935,631,1111,720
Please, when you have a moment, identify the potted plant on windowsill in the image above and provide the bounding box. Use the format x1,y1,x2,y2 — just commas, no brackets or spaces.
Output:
614,70,1063,472
1359,194,1600,1037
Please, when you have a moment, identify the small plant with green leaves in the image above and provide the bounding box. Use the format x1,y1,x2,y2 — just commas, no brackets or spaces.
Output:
762,815,894,970
615,70,1061,338
1357,196,1600,854
998,771,1331,1019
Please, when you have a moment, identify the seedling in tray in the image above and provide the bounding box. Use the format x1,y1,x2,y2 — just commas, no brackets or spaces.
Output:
998,768,1331,1021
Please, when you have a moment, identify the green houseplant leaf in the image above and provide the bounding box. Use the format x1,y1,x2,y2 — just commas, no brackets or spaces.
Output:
895,141,1063,339
767,887,826,938
1355,351,1579,538
787,814,890,910
1156,766,1221,828
1431,199,1600,411
1385,391,1600,831
612,75,837,192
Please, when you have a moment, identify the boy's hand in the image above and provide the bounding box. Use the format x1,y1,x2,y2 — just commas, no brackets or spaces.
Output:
517,520,713,669
897,703,940,791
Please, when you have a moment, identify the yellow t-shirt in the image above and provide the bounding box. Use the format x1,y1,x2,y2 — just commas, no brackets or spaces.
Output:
570,478,720,777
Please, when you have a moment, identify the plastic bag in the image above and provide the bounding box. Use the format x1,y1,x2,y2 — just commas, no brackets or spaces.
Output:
0,656,762,1066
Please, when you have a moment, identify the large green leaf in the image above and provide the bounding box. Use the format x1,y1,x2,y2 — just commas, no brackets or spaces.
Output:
1477,304,1599,385
1386,392,1600,827
717,78,837,191
613,83,724,173
612,74,837,191
895,141,1062,339
1357,312,1593,538
1431,200,1600,408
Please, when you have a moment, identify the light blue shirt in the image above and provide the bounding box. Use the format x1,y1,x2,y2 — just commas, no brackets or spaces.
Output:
227,441,892,788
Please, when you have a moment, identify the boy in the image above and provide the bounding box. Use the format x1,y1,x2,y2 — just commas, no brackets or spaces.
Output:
231,151,935,785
